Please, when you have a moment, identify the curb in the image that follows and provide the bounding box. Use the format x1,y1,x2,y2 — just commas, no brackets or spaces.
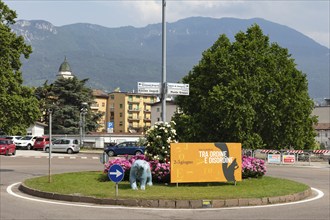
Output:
18,183,312,209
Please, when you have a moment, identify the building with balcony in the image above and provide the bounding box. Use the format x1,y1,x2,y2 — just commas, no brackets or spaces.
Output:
107,92,156,133
91,89,109,132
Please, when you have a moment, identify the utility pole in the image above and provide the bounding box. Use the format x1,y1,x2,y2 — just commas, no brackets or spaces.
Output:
161,0,167,122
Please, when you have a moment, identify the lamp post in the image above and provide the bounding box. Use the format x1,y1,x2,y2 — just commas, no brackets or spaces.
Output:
161,0,167,122
79,102,88,147
48,108,52,183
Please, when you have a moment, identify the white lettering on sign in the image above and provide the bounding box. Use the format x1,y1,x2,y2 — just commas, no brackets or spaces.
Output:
198,150,233,164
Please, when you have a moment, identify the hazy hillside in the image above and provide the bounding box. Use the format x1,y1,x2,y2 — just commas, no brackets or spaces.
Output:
12,17,329,98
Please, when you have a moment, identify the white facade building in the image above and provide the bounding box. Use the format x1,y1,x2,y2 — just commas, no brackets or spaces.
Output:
151,100,178,124
26,122,47,136
312,99,330,149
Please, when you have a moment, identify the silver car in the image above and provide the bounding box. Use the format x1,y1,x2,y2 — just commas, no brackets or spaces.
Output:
44,138,80,154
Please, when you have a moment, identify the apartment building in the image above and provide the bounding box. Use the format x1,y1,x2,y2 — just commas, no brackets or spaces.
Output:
107,92,156,133
91,89,109,132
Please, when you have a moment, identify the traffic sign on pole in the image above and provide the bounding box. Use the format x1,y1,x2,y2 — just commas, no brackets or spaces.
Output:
108,164,124,183
167,83,190,95
108,164,124,197
137,82,161,94
107,121,114,133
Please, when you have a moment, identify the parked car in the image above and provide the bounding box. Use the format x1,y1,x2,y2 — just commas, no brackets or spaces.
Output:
33,136,54,150
44,138,80,154
15,136,38,150
104,141,145,157
0,138,16,156
5,136,22,143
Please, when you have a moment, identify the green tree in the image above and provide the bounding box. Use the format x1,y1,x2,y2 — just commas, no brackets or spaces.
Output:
0,1,41,135
174,24,317,150
35,77,103,134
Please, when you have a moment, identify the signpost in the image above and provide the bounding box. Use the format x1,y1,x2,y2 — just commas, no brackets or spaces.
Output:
107,121,114,133
137,82,161,94
108,164,124,197
167,83,189,96
136,1,190,121
137,81,190,122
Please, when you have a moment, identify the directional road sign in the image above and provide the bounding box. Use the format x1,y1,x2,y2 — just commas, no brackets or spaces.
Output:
167,83,190,95
108,164,124,183
137,82,161,94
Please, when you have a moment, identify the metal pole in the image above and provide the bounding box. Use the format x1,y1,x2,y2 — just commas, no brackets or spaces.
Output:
161,0,167,122
79,112,82,147
48,109,52,183
82,112,86,147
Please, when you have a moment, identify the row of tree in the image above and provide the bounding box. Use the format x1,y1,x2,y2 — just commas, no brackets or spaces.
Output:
173,25,317,149
35,77,103,134
0,1,317,149
0,1,101,135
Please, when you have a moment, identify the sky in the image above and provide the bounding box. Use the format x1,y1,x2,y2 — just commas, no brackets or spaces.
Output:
3,0,330,48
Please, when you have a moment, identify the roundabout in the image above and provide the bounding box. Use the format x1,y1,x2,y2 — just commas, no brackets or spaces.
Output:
15,172,314,209
6,182,324,210
1,152,329,219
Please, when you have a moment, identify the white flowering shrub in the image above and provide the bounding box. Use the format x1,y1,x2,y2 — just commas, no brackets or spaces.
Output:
144,121,178,163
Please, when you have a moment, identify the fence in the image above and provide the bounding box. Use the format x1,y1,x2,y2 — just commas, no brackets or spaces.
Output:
243,149,330,163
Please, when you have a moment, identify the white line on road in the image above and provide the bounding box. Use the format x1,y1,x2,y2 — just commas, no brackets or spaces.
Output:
6,182,324,211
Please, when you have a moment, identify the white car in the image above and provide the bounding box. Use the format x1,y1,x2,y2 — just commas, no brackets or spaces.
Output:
15,136,37,150
44,138,80,154
5,136,22,143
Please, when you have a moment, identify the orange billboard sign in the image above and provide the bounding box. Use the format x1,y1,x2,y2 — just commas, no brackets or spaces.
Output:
170,143,242,183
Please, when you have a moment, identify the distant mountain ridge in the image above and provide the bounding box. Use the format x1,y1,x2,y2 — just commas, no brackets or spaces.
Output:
11,17,329,98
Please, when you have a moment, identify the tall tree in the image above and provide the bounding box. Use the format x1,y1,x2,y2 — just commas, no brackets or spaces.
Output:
174,24,317,150
36,77,103,134
0,1,41,135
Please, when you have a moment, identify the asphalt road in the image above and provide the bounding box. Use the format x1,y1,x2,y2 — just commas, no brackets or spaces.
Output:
0,150,329,220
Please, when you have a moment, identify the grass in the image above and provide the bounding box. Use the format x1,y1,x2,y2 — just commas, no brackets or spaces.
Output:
23,171,310,200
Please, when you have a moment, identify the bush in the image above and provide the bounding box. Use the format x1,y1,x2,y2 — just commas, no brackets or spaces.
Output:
149,160,170,183
104,155,170,183
104,157,132,181
144,121,178,163
242,156,267,179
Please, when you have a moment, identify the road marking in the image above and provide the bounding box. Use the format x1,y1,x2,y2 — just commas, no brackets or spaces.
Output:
11,155,100,160
6,183,324,211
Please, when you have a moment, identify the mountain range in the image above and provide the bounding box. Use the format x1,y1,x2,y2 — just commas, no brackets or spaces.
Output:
11,17,329,99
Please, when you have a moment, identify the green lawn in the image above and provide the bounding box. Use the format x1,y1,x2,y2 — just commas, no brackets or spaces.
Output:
24,171,309,200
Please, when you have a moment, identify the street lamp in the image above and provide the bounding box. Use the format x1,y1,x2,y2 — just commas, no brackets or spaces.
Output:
79,102,88,147
48,108,52,183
